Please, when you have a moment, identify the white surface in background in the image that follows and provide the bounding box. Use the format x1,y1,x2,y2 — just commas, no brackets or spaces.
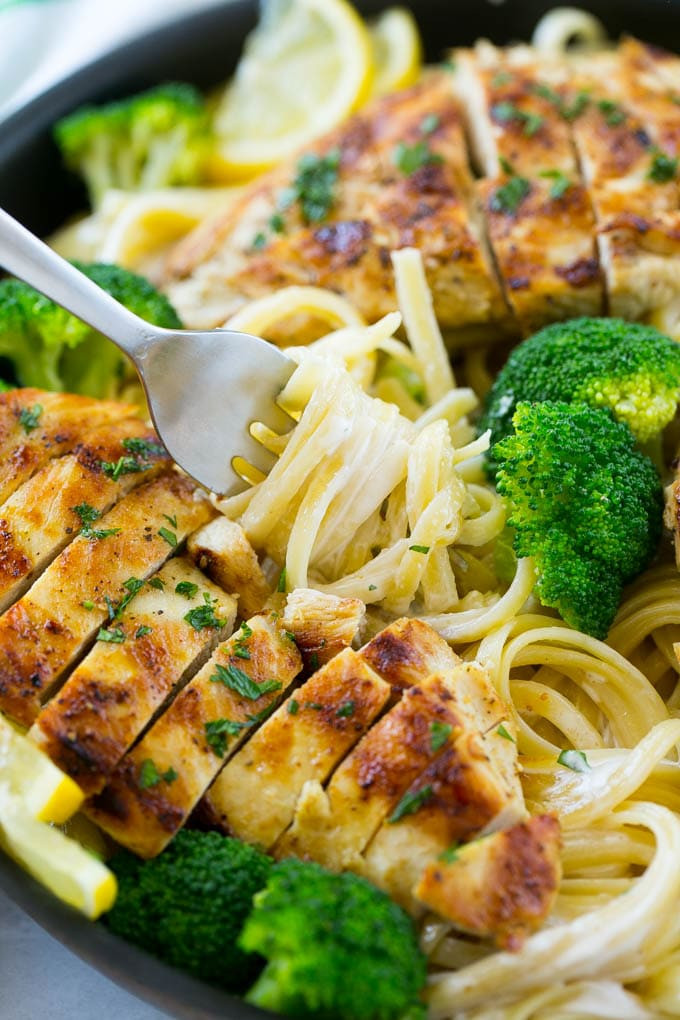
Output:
0,0,228,121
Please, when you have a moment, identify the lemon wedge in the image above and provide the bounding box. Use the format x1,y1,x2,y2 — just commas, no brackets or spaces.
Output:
0,789,116,919
210,0,373,181
369,7,422,97
1,713,82,824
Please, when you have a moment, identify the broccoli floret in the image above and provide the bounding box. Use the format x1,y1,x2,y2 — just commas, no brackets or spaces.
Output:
480,317,680,475
0,262,181,398
240,858,427,1020
105,830,271,992
55,83,210,205
494,401,663,639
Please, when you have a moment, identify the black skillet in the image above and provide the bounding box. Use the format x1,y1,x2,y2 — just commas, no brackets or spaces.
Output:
0,1,679,1017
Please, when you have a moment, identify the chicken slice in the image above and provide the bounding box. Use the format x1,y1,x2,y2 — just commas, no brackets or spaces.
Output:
453,44,602,333
203,647,391,851
0,472,214,726
0,420,169,615
359,616,461,696
414,814,562,950
281,588,365,669
87,613,301,857
359,662,525,914
0,389,134,506
163,74,512,342
30,558,237,797
276,672,478,870
187,516,271,618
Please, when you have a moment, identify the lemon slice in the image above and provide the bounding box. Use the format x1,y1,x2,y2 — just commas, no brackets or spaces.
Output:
369,7,422,97
210,0,373,181
0,790,116,919
1,714,82,824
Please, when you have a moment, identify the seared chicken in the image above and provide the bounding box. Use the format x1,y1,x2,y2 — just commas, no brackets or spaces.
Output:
30,558,237,797
360,616,461,695
164,74,512,342
414,814,562,949
281,587,365,668
187,516,272,618
88,613,301,857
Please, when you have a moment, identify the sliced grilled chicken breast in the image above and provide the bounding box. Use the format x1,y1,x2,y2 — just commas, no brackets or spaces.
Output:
414,814,562,949
359,662,524,913
187,516,272,618
203,647,391,850
88,613,301,857
281,588,365,668
30,558,237,796
0,472,214,726
163,74,511,341
0,420,168,615
0,390,134,506
359,616,461,695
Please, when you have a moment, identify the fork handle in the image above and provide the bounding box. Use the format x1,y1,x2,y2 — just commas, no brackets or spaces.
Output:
0,207,155,360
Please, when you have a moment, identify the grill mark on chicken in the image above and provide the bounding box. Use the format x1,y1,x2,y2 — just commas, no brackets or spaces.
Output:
359,616,461,695
0,419,168,615
0,390,134,506
87,614,302,857
0,472,214,726
30,558,237,796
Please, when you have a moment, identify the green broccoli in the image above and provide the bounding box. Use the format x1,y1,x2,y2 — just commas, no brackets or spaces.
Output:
240,858,427,1020
105,830,271,992
480,317,680,475
0,262,181,397
494,401,663,639
55,83,210,205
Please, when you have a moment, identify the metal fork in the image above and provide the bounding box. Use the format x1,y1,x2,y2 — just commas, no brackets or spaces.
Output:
0,207,294,496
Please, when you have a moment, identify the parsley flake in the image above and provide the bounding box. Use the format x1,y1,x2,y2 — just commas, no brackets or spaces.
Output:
138,759,177,789
277,567,287,593
558,749,591,773
420,113,440,135
491,101,544,136
82,599,95,611
115,577,145,617
409,544,430,554
284,148,341,224
269,212,285,233
438,842,461,864
252,232,267,250
499,155,515,175
540,168,572,200
148,577,165,591
430,720,452,752
163,514,178,528
184,593,226,632
204,718,248,758
531,82,589,120
175,581,199,599
210,662,281,700
336,701,355,718
158,526,178,548
648,150,678,183
121,437,166,459
393,140,443,175
306,702,324,711
497,723,516,742
19,404,42,434
368,584,377,592
598,99,626,126
101,455,147,481
288,699,299,715
97,626,125,644
389,785,434,824
490,175,531,214
135,625,153,639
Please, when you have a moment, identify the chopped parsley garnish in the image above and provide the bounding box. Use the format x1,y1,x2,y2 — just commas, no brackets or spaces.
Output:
269,212,285,233
135,625,153,639
163,513,178,528
97,626,126,644
252,232,267,250
499,155,515,175
306,702,324,711
392,140,443,175
138,758,177,789
204,718,248,757
175,580,199,599
531,82,589,121
309,651,319,671
368,584,377,592
82,599,95,611
430,720,452,752
104,595,116,621
233,621,252,659
648,150,678,183
121,437,166,458
490,101,543,136
148,577,165,590
557,749,591,773
336,701,356,718
19,404,42,434
409,544,430,554
210,662,282,700
184,593,226,632
441,58,456,72
72,502,120,540
497,723,516,742
115,577,145,617
277,567,287,593
389,785,434,824
438,842,461,864
158,526,178,548
540,168,572,200
490,175,531,214
420,113,440,135
85,526,121,540
101,455,147,481
281,148,341,224
288,699,299,715
597,99,626,126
